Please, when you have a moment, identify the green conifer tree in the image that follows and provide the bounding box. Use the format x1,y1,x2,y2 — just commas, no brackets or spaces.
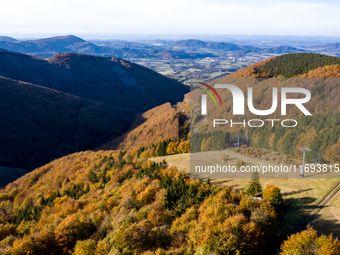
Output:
246,172,262,196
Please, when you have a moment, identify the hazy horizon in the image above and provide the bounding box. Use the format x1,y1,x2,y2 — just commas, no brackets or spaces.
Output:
1,0,340,37
2,34,340,47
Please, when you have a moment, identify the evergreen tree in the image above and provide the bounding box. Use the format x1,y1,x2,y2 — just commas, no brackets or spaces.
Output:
263,185,284,209
246,172,262,196
88,170,99,183
271,189,283,207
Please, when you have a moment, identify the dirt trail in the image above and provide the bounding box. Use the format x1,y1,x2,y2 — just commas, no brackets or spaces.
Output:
296,182,340,232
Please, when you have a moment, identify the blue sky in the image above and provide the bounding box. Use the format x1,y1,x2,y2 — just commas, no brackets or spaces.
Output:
1,0,339,37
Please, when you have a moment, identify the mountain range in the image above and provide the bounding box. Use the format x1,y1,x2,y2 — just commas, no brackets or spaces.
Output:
1,48,339,175
0,49,188,112
0,35,318,60
262,46,305,54
0,51,340,254
172,39,244,50
0,49,189,173
98,53,340,158
0,35,213,59
0,36,17,42
0,35,105,58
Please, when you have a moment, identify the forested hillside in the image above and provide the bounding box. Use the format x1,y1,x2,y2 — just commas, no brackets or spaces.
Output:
187,53,340,163
0,50,189,113
1,150,339,254
99,94,190,152
260,53,340,77
0,49,189,179
1,52,340,254
96,53,340,164
224,53,340,78
0,150,279,255
248,112,340,162
0,76,131,170
296,64,340,78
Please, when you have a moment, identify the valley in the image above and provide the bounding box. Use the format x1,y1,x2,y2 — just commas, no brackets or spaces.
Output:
129,53,272,83
2,35,340,84
1,37,340,254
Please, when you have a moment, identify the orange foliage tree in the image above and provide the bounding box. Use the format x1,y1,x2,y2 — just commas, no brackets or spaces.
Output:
323,138,340,164
280,226,340,255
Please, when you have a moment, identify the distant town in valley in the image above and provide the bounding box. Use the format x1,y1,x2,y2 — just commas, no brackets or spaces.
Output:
1,34,340,83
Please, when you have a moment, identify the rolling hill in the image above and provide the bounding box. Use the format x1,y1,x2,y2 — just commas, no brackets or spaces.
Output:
0,49,189,184
0,76,131,171
0,35,119,58
171,39,260,52
172,39,208,48
33,35,87,47
0,36,17,42
262,46,305,54
99,93,190,151
0,35,213,59
1,52,340,255
224,53,340,78
98,53,340,156
0,149,279,255
315,43,340,52
188,53,340,163
0,50,189,113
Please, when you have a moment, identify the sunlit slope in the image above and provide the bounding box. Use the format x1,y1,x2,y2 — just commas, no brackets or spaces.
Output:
151,150,340,237
99,94,190,151
0,150,279,255
221,53,340,78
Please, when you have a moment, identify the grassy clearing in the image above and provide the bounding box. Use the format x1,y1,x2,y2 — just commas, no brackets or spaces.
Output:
330,191,340,219
311,205,340,238
151,153,190,173
212,177,339,237
150,150,340,238
311,186,340,238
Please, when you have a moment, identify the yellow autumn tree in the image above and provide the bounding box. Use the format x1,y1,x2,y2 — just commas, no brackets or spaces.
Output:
0,223,16,240
280,226,340,255
323,138,340,164
178,140,190,153
262,185,283,207
268,133,276,149
73,239,97,255
166,142,176,155
201,137,212,151
55,214,94,254
137,186,158,206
